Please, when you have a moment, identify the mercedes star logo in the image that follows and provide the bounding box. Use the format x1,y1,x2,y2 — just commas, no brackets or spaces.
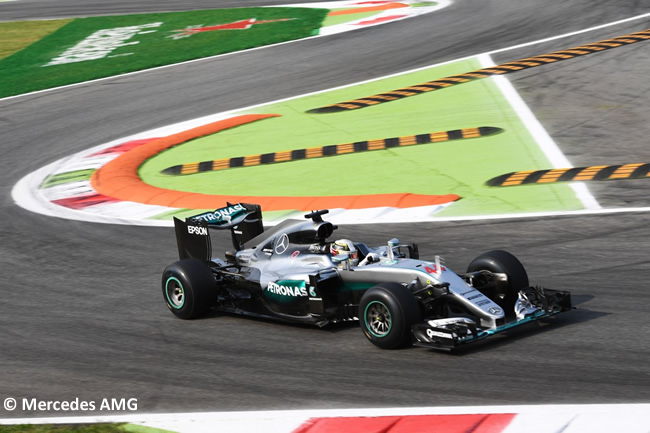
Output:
274,234,289,254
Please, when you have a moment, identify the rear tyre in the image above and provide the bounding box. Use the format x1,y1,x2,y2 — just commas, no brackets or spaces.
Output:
162,259,216,319
359,283,421,349
466,250,529,314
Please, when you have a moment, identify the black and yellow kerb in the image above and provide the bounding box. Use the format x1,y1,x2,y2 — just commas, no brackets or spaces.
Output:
162,126,502,176
308,29,650,113
487,163,650,187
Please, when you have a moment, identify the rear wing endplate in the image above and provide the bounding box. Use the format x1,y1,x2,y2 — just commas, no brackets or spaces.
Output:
174,217,211,261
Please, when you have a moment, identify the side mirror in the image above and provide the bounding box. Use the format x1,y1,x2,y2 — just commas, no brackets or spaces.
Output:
387,238,399,261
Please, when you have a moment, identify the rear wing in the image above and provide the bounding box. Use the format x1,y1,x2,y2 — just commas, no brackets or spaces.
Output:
173,203,264,261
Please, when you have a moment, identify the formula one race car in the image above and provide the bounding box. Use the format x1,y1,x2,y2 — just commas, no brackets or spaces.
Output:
162,203,571,350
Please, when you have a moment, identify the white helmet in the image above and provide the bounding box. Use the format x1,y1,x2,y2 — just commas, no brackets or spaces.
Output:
330,239,359,266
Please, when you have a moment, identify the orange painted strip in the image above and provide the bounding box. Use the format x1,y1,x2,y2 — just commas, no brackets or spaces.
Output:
244,155,260,166
327,3,408,16
274,150,293,162
537,169,568,183
337,143,355,154
356,13,408,25
399,136,417,146
461,128,480,139
306,147,323,158
355,99,381,105
609,163,643,179
90,114,459,211
430,132,449,142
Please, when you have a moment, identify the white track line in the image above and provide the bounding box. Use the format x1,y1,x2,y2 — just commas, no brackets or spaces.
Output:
477,53,601,210
489,12,650,56
0,403,650,426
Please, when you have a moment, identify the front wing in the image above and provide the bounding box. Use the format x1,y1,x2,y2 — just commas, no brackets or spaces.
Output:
411,288,572,351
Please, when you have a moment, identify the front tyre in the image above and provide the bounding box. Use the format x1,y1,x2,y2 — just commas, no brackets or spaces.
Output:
467,250,529,313
359,283,421,350
162,259,216,319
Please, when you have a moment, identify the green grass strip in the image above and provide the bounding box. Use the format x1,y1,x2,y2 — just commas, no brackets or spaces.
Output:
410,1,439,6
41,168,95,188
321,10,380,27
0,7,328,98
140,57,583,218
0,19,73,60
122,424,177,433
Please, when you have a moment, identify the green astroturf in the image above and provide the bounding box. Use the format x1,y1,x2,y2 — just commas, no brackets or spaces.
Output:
139,57,583,218
40,169,95,188
321,9,382,27
0,8,328,98
0,19,73,60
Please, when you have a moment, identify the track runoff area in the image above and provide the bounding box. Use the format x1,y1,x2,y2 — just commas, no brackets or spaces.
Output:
15,13,650,226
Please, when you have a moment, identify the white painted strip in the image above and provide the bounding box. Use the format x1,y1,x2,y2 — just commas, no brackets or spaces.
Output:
502,412,576,433
488,13,650,56
427,206,650,222
12,165,170,226
42,181,94,200
81,201,174,218
2,404,650,429
64,157,115,169
476,53,601,210
305,206,650,224
284,1,400,8
226,205,650,227
327,204,452,223
503,408,650,433
561,412,650,433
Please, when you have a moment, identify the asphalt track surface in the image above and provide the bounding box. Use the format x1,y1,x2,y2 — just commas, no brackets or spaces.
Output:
1,0,650,418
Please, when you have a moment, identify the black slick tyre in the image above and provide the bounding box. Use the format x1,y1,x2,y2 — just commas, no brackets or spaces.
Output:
359,283,421,350
466,250,529,314
162,258,216,320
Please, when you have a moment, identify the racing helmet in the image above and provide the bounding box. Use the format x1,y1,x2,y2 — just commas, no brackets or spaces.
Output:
330,239,359,266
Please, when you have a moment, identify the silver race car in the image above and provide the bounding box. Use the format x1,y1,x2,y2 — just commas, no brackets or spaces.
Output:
162,203,571,350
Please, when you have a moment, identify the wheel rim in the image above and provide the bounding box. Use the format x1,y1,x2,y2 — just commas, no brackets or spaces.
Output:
165,277,185,309
364,301,392,338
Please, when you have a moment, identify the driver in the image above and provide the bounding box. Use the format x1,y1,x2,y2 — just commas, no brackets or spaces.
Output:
330,239,359,267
